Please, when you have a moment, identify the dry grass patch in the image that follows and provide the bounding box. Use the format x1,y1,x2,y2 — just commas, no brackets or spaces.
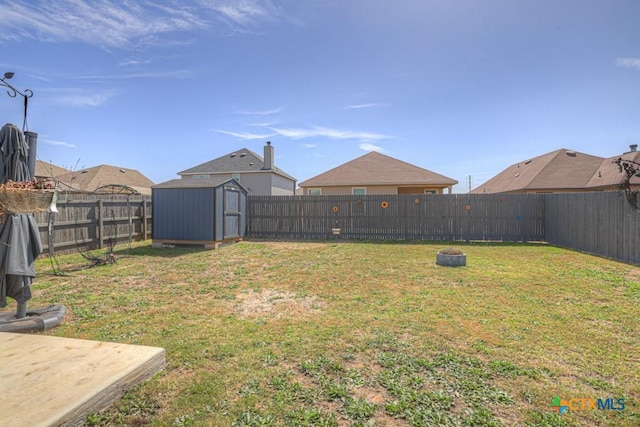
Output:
235,289,326,319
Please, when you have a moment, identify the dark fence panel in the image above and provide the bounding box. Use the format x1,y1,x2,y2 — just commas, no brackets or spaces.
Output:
545,191,640,265
247,194,545,242
31,194,152,255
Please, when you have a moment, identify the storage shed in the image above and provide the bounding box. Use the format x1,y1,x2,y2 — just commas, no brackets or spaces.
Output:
152,177,247,249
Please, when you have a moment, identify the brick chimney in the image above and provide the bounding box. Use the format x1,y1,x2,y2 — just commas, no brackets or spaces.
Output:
263,141,274,170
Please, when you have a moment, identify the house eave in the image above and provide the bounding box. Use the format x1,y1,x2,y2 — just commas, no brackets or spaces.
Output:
180,170,296,181
299,181,457,188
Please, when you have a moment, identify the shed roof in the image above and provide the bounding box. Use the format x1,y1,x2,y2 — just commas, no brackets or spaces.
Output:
153,177,245,190
178,148,296,181
299,151,458,187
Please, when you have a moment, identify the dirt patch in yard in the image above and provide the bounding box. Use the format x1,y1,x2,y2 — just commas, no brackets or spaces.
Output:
235,289,325,319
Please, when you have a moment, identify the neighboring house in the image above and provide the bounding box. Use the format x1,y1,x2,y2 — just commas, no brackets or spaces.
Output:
298,151,458,195
34,160,70,180
471,145,640,194
55,164,155,195
177,142,296,196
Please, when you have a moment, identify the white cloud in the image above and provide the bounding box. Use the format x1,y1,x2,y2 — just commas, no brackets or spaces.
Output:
76,69,192,80
217,123,392,143
118,58,153,67
248,121,278,127
198,0,280,25
302,143,316,149
616,57,640,70
343,103,387,110
47,89,116,108
216,129,275,140
0,1,208,48
41,138,76,148
359,143,384,152
237,106,285,115
269,126,391,141
0,0,279,49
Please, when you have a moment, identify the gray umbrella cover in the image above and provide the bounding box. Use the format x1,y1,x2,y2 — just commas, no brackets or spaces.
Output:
0,123,42,309
0,214,42,307
0,123,31,183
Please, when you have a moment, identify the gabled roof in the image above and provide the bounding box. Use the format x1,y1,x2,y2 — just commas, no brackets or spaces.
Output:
55,164,155,195
299,151,458,187
178,148,296,181
472,148,639,194
34,160,70,178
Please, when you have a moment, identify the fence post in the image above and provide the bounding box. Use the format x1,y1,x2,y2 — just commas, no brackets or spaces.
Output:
142,199,148,240
98,199,104,249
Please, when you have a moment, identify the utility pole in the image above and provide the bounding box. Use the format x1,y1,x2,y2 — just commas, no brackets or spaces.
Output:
468,175,472,193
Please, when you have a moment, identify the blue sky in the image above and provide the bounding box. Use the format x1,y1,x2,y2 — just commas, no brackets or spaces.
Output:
0,0,639,192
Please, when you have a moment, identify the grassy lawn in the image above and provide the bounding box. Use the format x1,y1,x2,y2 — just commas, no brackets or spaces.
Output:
7,240,640,426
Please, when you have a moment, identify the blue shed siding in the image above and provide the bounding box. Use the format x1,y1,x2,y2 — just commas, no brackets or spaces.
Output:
153,188,216,241
152,178,247,244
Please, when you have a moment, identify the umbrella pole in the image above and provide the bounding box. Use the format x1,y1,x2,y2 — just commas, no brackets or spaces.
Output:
17,301,27,319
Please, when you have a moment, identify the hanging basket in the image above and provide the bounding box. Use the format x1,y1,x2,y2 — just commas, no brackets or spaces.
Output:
0,189,57,213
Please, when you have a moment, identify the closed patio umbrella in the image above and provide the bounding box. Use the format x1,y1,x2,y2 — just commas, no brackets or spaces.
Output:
0,214,42,312
0,123,31,183
0,123,42,318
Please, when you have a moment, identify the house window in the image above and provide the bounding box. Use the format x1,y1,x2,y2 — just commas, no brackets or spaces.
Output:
193,174,210,179
424,190,437,195
307,188,322,195
352,187,366,195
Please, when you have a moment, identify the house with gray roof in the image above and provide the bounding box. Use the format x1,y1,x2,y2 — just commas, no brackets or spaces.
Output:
471,146,640,194
298,151,458,195
177,142,296,196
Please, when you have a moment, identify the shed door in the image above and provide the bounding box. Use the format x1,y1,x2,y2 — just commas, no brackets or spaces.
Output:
223,186,242,239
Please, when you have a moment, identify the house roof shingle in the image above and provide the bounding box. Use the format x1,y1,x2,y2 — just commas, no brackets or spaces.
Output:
586,151,640,189
34,160,70,179
178,147,296,181
472,148,640,194
55,164,155,195
299,151,458,187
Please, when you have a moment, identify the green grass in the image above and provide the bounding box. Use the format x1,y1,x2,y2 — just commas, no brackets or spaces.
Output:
6,240,639,426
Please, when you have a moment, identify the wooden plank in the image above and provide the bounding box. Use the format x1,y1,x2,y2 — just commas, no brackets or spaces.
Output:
0,332,165,427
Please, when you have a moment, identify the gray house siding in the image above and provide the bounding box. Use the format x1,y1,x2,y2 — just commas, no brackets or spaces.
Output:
239,173,274,196
271,173,295,195
191,172,295,196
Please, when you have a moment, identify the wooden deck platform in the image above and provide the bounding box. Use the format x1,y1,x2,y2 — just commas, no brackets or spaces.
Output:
0,332,165,427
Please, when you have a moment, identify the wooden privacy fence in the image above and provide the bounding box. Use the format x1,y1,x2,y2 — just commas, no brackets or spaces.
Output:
545,191,640,265
248,194,546,242
31,194,152,255
22,191,640,266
